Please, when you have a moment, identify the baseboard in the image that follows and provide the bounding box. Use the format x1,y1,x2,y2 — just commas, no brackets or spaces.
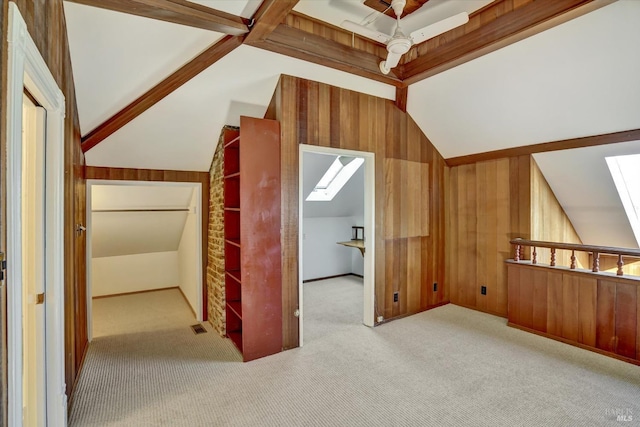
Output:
507,322,640,367
92,286,179,299
177,286,198,320
303,273,363,283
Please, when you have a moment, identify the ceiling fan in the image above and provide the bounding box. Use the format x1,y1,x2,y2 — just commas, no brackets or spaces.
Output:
342,0,469,74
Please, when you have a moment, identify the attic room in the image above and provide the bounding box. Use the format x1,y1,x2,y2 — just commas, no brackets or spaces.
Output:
1,0,639,426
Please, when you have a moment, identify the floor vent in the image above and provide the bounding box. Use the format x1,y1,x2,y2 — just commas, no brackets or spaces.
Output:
191,324,207,335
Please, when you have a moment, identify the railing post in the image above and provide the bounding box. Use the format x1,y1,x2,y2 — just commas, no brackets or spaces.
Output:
550,248,556,267
515,244,521,262
617,254,624,276
592,252,600,273
570,250,576,269
532,247,537,264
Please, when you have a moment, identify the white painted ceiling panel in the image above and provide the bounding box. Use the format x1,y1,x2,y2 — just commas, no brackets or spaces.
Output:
533,140,640,249
294,0,492,36
63,1,223,134
408,1,640,159
187,0,261,18
84,45,395,172
92,211,188,258
90,184,197,258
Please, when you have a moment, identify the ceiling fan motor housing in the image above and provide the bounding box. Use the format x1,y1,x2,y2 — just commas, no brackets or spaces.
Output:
387,37,412,55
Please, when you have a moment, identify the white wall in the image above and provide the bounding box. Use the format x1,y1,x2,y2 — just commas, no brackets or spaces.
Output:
92,251,179,297
177,189,199,316
303,217,363,281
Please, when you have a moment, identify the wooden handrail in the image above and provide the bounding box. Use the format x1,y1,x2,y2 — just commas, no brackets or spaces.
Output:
510,238,640,276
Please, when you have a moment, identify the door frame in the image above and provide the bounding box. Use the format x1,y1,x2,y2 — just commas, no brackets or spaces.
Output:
85,180,204,341
6,3,67,425
298,144,376,346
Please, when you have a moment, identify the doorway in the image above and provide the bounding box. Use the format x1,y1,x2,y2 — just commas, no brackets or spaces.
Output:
298,145,375,346
6,4,67,425
85,180,204,340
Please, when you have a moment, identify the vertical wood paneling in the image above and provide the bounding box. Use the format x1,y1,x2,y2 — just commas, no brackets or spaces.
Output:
615,282,637,359
597,280,617,353
274,75,446,344
532,269,547,332
561,275,579,341
546,271,564,337
447,156,529,316
577,277,597,347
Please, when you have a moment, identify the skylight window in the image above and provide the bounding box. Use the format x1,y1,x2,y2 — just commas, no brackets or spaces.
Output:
306,156,364,201
606,154,640,246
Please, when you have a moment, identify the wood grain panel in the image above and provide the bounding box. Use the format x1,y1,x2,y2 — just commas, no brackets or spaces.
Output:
530,158,588,268
597,280,617,353
384,159,428,239
577,277,597,347
546,271,564,337
532,269,548,333
561,275,579,342
615,282,637,359
271,75,446,343
506,265,519,325
448,156,530,316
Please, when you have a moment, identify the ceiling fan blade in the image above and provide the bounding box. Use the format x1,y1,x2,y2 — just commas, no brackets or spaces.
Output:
409,12,469,45
342,20,390,44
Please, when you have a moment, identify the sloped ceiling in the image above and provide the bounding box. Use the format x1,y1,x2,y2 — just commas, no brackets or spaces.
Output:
91,184,196,257
534,139,640,249
303,152,365,219
408,1,640,159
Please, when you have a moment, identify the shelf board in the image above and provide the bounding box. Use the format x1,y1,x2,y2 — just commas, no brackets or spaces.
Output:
224,207,240,212
224,172,240,179
224,136,240,149
227,301,242,319
228,331,243,353
226,270,241,283
226,238,241,248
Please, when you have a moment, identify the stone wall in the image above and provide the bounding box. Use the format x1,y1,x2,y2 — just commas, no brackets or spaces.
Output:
207,127,235,335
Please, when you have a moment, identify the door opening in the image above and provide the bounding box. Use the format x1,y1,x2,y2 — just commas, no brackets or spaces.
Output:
298,145,376,346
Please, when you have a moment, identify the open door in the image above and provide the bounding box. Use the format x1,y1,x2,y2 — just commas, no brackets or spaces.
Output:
22,93,47,426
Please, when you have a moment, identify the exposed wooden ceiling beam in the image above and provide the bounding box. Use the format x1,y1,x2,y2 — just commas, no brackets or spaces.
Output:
65,0,250,35
445,128,640,167
244,0,299,44
81,35,243,153
395,87,408,112
248,25,403,87
403,0,615,85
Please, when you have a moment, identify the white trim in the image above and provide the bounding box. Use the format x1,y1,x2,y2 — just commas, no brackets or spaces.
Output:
298,145,376,346
85,179,205,338
7,4,67,426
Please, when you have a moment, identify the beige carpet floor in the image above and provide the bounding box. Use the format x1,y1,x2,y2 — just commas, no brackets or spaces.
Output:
92,288,197,338
70,277,640,426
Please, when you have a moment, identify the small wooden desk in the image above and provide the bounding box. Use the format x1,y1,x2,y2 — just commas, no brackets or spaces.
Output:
337,239,365,257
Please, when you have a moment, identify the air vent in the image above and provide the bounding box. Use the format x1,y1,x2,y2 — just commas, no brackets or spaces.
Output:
191,324,207,335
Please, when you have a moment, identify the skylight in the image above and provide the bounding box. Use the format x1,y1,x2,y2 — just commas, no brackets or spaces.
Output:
606,154,640,246
306,156,364,201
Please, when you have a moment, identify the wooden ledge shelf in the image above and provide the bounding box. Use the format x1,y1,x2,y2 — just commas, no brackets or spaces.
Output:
225,238,241,248
226,270,241,283
224,136,240,148
337,239,365,256
224,172,240,179
227,301,242,319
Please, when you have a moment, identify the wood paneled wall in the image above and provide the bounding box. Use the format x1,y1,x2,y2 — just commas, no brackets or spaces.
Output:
530,158,588,268
446,156,531,316
268,75,447,348
599,255,640,277
508,262,640,365
0,0,86,407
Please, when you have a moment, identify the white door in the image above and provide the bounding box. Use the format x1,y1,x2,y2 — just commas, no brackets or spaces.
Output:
22,93,47,426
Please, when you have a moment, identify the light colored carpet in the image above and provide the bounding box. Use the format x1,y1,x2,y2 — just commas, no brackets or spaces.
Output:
92,288,197,338
70,277,640,426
